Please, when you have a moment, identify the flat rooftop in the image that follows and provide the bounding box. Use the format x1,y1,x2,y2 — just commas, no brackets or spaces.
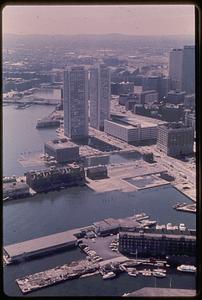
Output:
45,139,78,150
4,229,78,259
159,122,193,130
123,116,164,128
119,231,196,240
107,115,165,129
125,287,196,297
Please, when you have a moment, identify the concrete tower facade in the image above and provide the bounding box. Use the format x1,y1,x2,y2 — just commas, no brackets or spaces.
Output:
63,66,88,139
89,64,111,131
169,48,183,90
182,45,195,94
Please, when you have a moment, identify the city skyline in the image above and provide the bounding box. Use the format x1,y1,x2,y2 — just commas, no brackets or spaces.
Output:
3,5,195,36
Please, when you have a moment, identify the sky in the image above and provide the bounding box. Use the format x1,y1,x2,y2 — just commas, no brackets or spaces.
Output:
3,5,195,36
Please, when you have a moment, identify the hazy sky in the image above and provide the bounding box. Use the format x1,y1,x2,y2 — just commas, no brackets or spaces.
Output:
3,5,195,36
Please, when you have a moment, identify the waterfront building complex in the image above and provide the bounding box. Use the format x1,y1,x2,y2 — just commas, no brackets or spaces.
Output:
89,64,111,130
26,164,85,192
157,122,194,157
44,138,79,163
63,66,88,139
118,231,196,258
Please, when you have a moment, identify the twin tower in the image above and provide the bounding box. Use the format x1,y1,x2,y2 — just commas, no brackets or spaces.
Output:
63,65,110,140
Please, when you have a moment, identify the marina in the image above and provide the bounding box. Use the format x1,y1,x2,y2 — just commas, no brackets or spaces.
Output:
3,212,153,264
15,256,196,295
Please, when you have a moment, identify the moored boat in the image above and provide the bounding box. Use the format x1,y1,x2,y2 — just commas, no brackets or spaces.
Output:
177,265,196,273
102,271,116,279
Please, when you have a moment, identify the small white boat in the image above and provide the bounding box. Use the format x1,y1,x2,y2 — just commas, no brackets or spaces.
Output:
177,265,196,273
128,270,138,277
153,271,166,278
153,268,166,273
103,271,116,279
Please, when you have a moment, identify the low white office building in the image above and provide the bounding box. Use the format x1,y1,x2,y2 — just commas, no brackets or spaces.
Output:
104,118,159,144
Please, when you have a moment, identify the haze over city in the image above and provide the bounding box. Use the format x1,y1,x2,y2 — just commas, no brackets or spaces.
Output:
3,5,195,36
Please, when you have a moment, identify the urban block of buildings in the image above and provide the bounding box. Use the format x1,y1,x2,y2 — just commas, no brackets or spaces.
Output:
157,122,194,157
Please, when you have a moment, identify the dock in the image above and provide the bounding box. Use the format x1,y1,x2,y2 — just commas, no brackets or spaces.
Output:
173,203,196,214
16,259,99,294
3,213,151,264
16,256,168,294
4,229,79,263
123,287,196,297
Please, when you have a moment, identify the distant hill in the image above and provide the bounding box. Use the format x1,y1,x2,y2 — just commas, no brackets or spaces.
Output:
3,33,195,50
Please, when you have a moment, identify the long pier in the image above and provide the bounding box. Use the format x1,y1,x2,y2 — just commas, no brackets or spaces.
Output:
16,259,99,294
16,256,168,294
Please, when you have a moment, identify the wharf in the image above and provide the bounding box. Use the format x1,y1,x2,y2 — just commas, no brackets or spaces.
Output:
4,228,80,263
86,161,168,193
16,259,99,294
3,212,150,264
123,287,196,297
172,184,196,202
16,256,168,294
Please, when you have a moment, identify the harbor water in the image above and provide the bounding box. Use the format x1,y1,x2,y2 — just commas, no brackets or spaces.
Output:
3,100,196,296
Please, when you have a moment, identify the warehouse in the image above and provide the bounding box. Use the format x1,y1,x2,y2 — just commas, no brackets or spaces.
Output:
119,231,196,258
4,230,78,262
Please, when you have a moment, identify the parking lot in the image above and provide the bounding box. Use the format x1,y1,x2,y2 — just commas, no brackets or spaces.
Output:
82,235,121,260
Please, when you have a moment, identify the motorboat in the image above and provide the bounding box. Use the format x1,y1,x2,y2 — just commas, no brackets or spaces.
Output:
153,271,166,278
153,267,166,272
179,223,186,231
103,271,116,279
177,265,196,273
141,269,152,276
128,269,138,277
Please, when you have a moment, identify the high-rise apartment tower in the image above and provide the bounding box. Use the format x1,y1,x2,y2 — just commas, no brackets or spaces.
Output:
63,66,88,139
182,45,195,94
169,48,183,90
89,64,111,130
